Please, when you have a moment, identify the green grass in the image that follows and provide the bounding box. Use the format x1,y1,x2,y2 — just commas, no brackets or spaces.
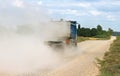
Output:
98,36,120,76
77,36,110,43
77,36,89,42
94,34,111,40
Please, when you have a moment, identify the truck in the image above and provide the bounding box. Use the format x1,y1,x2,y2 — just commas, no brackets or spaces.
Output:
46,20,77,49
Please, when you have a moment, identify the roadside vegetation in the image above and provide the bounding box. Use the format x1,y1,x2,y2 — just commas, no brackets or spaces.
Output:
77,36,101,42
77,36,89,42
113,32,120,36
98,36,120,76
77,24,113,41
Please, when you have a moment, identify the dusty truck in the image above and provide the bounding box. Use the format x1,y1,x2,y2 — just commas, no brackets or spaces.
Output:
46,20,77,49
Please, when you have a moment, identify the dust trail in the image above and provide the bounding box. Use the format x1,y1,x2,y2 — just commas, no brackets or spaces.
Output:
0,1,81,75
0,29,62,74
0,28,80,75
0,1,62,75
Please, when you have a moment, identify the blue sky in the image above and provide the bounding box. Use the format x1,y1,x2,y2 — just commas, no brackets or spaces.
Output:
0,0,120,31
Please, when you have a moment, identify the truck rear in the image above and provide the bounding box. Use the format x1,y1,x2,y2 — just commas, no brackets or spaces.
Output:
46,20,77,49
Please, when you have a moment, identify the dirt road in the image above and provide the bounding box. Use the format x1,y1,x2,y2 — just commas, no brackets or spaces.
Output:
47,36,116,76
0,37,116,76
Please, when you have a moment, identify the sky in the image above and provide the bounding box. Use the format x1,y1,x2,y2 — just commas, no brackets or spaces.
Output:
0,0,120,31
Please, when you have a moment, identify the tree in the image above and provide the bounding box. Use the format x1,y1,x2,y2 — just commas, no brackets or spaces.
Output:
78,24,81,30
77,24,112,38
78,27,85,36
90,28,98,36
84,28,91,37
97,25,103,35
78,28,91,37
108,28,113,35
77,24,81,36
97,25,102,32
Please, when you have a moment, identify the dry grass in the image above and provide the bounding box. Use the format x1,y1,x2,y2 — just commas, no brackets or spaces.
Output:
99,36,120,76
77,36,89,42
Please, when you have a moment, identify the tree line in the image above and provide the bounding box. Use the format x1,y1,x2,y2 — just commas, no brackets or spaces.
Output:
112,32,120,36
77,24,113,38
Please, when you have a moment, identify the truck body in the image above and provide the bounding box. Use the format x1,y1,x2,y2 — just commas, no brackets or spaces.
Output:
47,20,77,49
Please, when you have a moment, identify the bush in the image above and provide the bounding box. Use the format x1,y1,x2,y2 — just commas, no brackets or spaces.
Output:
77,25,112,39
94,34,110,39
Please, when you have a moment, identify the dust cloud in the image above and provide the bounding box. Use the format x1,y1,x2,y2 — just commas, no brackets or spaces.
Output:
0,2,80,76
0,5,63,75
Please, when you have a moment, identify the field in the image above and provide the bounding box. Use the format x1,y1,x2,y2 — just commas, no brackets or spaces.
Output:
98,36,120,76
77,36,110,42
77,36,89,42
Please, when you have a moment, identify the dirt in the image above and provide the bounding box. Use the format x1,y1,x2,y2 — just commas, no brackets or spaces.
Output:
0,36,116,76
46,36,116,76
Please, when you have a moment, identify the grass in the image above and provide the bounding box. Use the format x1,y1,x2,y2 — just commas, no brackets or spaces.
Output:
94,34,111,40
98,36,120,76
77,36,89,42
77,36,110,42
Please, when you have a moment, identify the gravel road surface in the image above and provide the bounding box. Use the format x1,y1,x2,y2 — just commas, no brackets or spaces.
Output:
0,36,116,76
46,36,116,76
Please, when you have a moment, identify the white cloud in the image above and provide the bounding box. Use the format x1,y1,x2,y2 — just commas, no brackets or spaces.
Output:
46,2,91,8
48,9,87,16
89,10,102,16
64,9,77,15
12,0,24,8
75,3,91,8
98,1,120,6
106,15,116,21
64,9,87,16
38,1,43,5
